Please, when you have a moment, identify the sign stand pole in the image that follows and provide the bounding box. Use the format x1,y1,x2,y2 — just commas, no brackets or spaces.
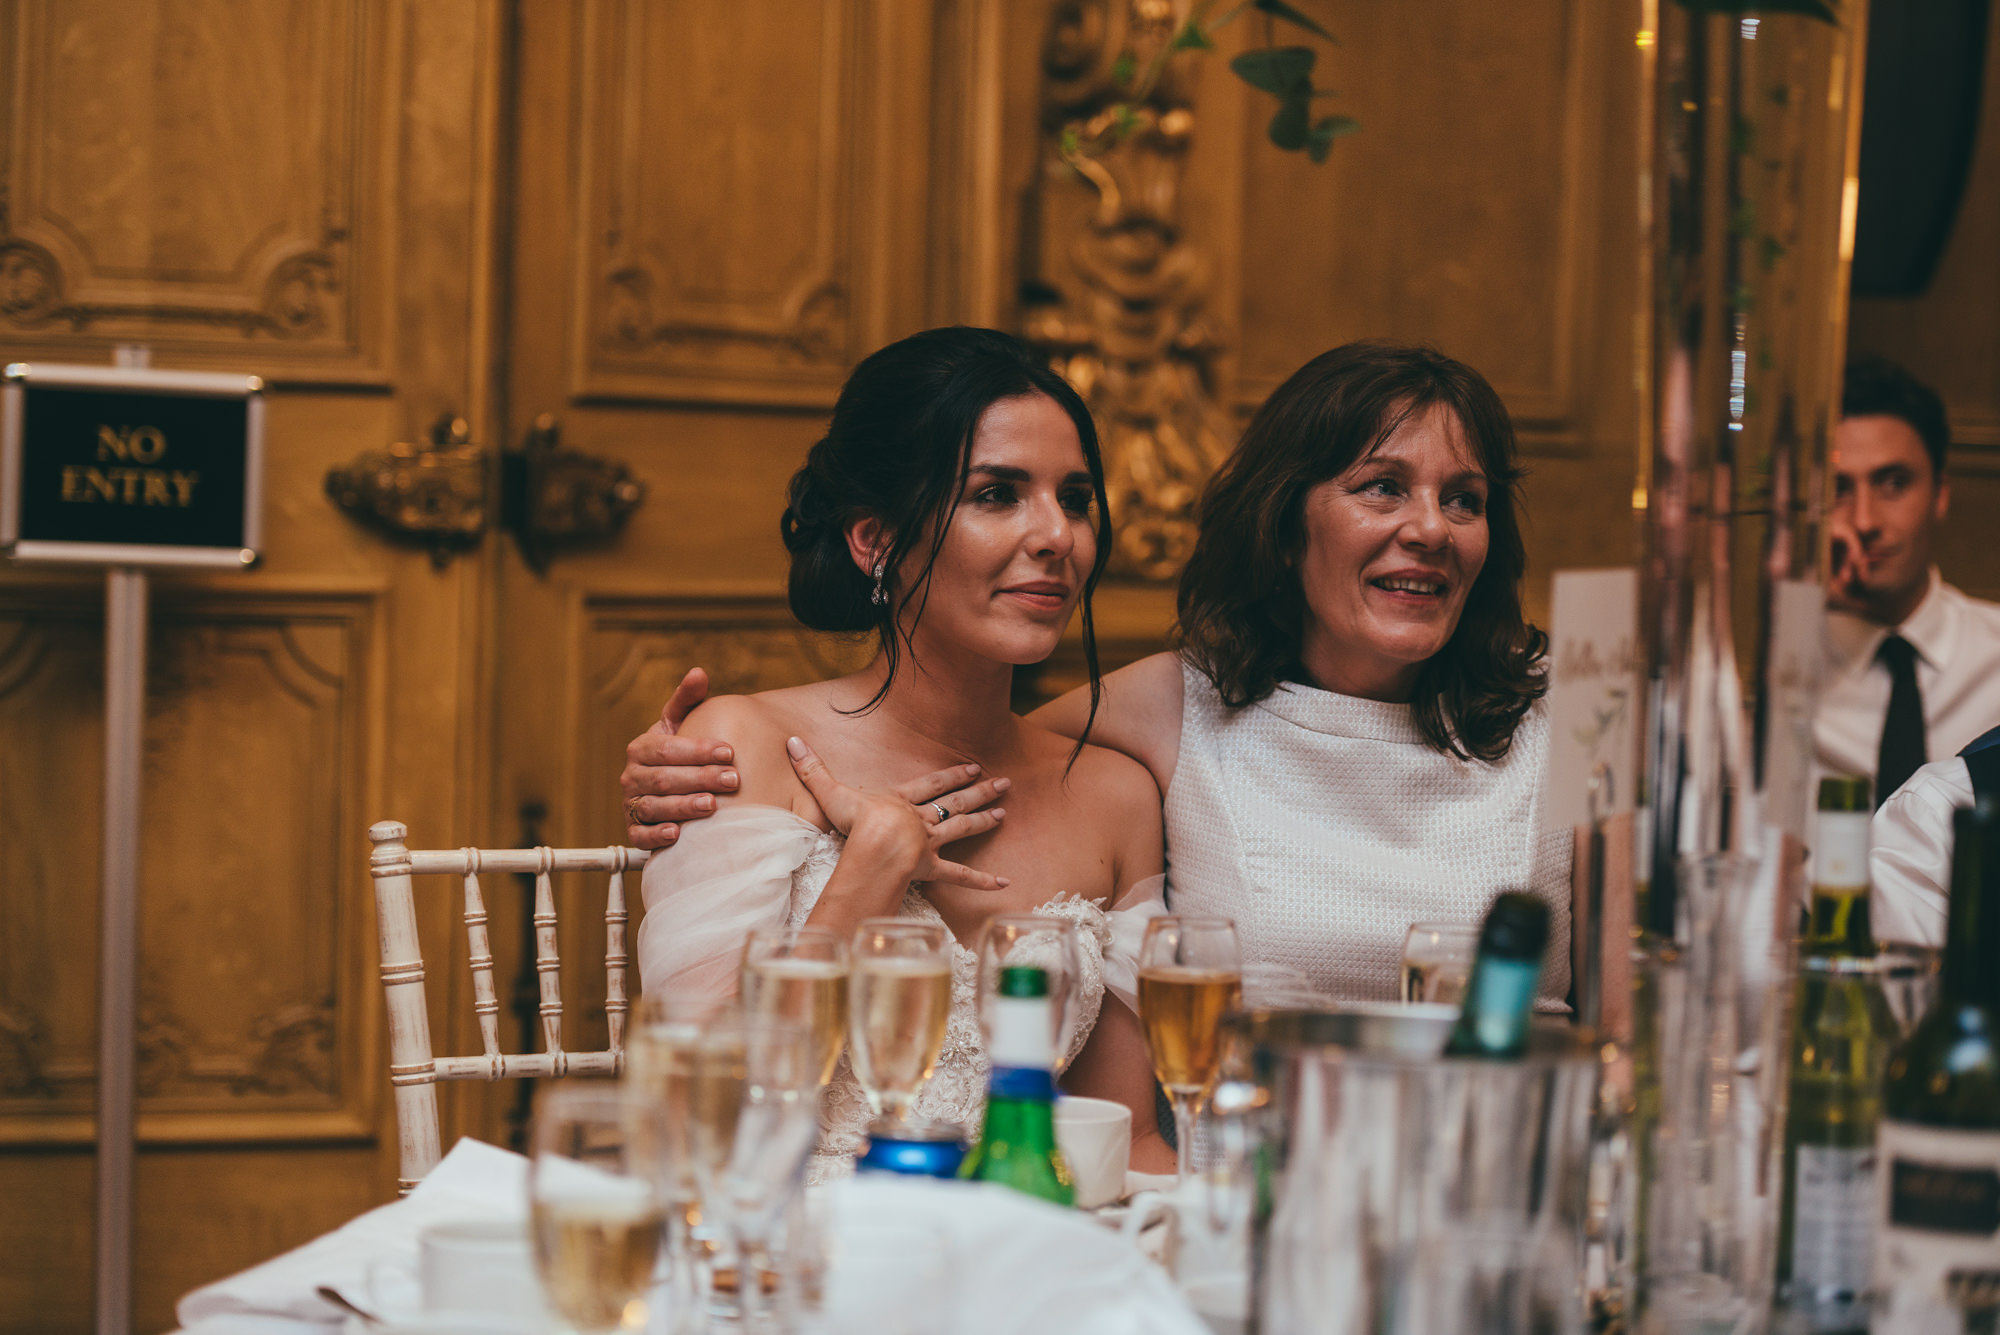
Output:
95,566,145,1335
2,343,260,1335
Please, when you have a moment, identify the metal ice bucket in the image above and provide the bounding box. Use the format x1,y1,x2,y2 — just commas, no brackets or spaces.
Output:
1253,1005,1599,1335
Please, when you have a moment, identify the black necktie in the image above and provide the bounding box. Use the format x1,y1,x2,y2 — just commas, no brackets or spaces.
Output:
1875,633,1927,806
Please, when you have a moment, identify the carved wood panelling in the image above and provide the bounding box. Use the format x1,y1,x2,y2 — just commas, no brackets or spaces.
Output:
1231,0,1600,446
572,0,872,406
0,588,376,1142
0,0,389,380
566,596,869,1034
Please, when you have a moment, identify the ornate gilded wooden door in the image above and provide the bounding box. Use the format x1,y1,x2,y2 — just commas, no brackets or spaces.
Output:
0,2,1007,1329
488,0,1005,1040
0,3,511,1329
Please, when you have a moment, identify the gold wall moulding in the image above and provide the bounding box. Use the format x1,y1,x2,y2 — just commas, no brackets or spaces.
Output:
0,237,344,341
324,416,490,566
602,268,849,365
1027,0,1233,583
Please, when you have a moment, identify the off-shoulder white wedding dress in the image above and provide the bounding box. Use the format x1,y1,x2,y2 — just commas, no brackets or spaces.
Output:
635,806,1160,1183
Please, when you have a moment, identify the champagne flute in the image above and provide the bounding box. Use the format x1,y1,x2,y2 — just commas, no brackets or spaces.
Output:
1137,915,1243,1182
626,992,726,1326
530,1085,668,1335
975,914,1085,1071
847,918,953,1125
689,1014,819,1330
740,925,849,1085
1400,922,1478,1004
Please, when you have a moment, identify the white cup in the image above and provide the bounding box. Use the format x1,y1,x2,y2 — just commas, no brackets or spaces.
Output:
1121,1179,1251,1332
418,1219,547,1327
1053,1096,1131,1209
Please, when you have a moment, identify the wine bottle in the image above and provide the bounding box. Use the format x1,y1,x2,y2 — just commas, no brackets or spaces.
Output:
1808,774,1875,956
959,964,1074,1205
1443,892,1551,1058
1775,776,1896,1333
1873,797,2000,1335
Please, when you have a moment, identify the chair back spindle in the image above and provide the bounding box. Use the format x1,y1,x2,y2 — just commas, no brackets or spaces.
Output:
365,821,649,1191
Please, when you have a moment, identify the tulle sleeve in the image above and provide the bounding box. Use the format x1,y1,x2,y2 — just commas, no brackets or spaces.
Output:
1100,873,1167,1015
636,806,827,1000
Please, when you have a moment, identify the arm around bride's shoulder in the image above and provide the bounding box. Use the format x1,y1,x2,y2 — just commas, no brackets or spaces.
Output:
675,693,816,818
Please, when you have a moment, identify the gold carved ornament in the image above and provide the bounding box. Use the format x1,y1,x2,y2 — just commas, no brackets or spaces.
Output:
1027,0,1351,582
324,414,646,572
324,416,490,568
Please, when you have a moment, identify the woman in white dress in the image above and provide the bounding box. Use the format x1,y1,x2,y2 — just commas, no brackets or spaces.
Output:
627,342,1570,1006
633,327,1174,1178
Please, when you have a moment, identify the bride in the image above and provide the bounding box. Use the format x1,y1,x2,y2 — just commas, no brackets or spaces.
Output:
635,326,1173,1177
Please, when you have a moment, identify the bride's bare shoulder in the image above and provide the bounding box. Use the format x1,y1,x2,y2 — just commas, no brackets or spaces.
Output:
678,693,809,810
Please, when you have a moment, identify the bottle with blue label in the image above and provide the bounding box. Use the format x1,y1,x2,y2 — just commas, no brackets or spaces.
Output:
1443,892,1551,1059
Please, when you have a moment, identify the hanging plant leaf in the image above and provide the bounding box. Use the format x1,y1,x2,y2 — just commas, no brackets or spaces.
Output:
1250,0,1338,43
1170,17,1216,51
1672,0,1839,22
1231,45,1316,96
1269,89,1313,150
1306,114,1361,162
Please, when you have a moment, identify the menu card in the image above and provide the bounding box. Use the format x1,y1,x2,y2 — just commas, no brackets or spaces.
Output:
1544,568,1640,830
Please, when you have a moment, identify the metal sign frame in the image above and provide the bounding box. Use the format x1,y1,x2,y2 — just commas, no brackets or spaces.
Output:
0,361,266,568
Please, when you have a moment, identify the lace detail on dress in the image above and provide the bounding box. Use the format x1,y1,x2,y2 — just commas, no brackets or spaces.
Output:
807,887,1116,1185
647,812,1128,1185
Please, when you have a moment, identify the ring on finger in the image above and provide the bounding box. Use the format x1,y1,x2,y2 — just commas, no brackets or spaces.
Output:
930,801,950,824
626,798,643,825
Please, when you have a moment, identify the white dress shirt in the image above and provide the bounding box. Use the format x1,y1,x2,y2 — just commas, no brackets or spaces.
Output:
1868,754,1968,947
1814,569,2000,788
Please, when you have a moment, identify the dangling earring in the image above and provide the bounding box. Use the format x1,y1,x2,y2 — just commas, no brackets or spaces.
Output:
869,558,887,607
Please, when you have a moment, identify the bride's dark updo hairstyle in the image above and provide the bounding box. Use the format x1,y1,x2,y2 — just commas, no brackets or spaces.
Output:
782,326,1113,735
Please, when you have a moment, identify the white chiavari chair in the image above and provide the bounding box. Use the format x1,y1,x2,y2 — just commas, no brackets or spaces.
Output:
365,820,649,1192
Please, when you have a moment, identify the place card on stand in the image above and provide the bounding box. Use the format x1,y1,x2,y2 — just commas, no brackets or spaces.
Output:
1545,568,1639,830
1761,577,1825,845
1547,568,1640,1038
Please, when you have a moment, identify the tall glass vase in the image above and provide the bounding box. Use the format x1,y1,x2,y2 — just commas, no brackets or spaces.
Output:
1628,3,1868,1332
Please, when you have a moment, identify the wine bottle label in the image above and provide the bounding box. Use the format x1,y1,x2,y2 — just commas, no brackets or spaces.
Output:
1872,1119,2000,1333
1814,810,1870,890
1790,1144,1876,1296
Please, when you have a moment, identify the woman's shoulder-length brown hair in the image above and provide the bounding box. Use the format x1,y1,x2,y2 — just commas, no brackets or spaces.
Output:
1173,340,1547,763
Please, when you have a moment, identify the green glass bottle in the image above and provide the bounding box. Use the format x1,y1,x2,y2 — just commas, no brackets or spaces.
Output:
1775,777,1896,1334
1874,797,2000,1333
959,964,1073,1206
1442,892,1550,1058
1807,774,1876,956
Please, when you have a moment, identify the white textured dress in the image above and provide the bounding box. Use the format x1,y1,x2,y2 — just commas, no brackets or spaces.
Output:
635,806,1160,1183
1164,661,1573,1003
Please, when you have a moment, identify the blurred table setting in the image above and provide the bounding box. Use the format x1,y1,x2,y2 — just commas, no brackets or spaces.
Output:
173,1135,1207,1335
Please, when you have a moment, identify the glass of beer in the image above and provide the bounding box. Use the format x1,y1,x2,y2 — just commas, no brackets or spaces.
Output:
740,925,849,1086
848,918,953,1124
529,1085,667,1335
1137,915,1243,1182
975,914,1085,1071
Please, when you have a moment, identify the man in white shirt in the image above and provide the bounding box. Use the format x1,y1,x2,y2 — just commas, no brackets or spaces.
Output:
1871,726,2000,946
1814,358,2000,809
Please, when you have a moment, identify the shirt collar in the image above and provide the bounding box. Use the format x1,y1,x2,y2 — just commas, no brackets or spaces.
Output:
1826,567,1951,672
1832,567,1952,671
1897,568,1953,669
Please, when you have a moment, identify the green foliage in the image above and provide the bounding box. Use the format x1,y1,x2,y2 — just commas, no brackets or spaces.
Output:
1067,0,1351,167
1249,0,1337,43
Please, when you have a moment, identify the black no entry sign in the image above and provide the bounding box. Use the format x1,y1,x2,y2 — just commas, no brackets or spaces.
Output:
2,362,265,568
